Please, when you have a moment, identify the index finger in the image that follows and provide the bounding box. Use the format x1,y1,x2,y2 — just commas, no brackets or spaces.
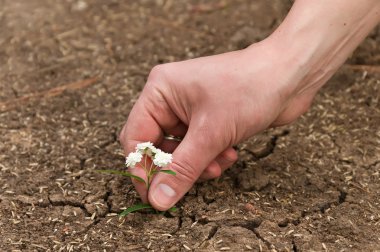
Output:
119,83,179,201
119,80,180,152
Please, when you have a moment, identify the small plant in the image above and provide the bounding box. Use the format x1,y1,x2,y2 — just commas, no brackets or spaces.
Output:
98,142,177,216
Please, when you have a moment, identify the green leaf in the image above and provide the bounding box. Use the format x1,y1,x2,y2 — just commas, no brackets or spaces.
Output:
157,206,178,215
159,170,176,175
119,203,154,217
96,169,146,184
168,207,178,212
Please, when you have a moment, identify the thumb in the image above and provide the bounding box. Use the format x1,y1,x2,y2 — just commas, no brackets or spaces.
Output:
148,126,223,211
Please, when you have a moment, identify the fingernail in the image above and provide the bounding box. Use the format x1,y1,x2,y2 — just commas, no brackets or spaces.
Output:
151,184,176,208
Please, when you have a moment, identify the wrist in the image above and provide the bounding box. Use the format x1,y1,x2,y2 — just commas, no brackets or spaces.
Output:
266,0,380,94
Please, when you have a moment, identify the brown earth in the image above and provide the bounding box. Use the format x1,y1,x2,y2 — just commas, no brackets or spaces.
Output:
0,0,380,251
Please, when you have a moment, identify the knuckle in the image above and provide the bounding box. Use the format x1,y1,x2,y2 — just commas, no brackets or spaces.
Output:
147,64,169,83
222,151,238,163
118,125,139,154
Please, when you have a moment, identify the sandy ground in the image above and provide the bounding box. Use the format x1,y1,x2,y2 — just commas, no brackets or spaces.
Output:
0,1,380,251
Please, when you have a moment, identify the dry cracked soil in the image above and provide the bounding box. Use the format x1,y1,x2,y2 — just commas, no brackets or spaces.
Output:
0,0,380,251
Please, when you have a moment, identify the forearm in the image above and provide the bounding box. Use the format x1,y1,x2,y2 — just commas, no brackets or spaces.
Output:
267,0,380,93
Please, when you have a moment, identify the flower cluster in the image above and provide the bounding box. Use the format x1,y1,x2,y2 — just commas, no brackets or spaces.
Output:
125,142,172,168
125,152,143,167
98,141,176,216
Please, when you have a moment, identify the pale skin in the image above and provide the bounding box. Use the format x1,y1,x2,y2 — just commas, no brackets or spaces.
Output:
120,0,380,211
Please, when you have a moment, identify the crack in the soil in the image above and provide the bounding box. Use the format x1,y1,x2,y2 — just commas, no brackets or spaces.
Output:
338,190,347,204
103,181,113,215
171,215,184,235
78,218,101,235
232,219,271,250
242,130,289,160
103,192,112,215
196,224,219,249
62,186,116,235
207,225,219,240
79,158,86,169
197,215,263,229
56,185,115,235
368,160,380,169
252,228,272,250
195,215,269,249
318,202,332,214
47,194,91,217
288,189,348,227
205,218,273,250
98,130,118,149
292,240,298,252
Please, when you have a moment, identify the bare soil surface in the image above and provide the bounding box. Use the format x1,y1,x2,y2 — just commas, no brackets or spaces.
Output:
1,1,380,251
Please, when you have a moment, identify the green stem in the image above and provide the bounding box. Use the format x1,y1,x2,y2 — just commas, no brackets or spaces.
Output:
147,163,159,191
136,154,148,187
144,153,147,172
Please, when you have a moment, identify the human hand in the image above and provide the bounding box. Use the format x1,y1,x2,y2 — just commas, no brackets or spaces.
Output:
119,40,316,210
120,0,380,211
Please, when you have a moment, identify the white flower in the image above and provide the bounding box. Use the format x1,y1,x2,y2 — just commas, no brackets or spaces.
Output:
125,151,143,168
153,150,173,167
136,142,154,151
135,141,157,156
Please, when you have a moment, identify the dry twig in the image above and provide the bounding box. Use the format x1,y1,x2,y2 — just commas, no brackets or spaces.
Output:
0,76,98,112
344,64,380,73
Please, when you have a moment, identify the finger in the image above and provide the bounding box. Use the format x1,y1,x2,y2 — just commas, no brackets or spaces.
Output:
120,99,180,151
119,85,179,200
128,166,149,202
119,99,165,201
198,160,222,181
148,124,224,211
217,147,238,172
199,147,238,180
119,100,163,154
